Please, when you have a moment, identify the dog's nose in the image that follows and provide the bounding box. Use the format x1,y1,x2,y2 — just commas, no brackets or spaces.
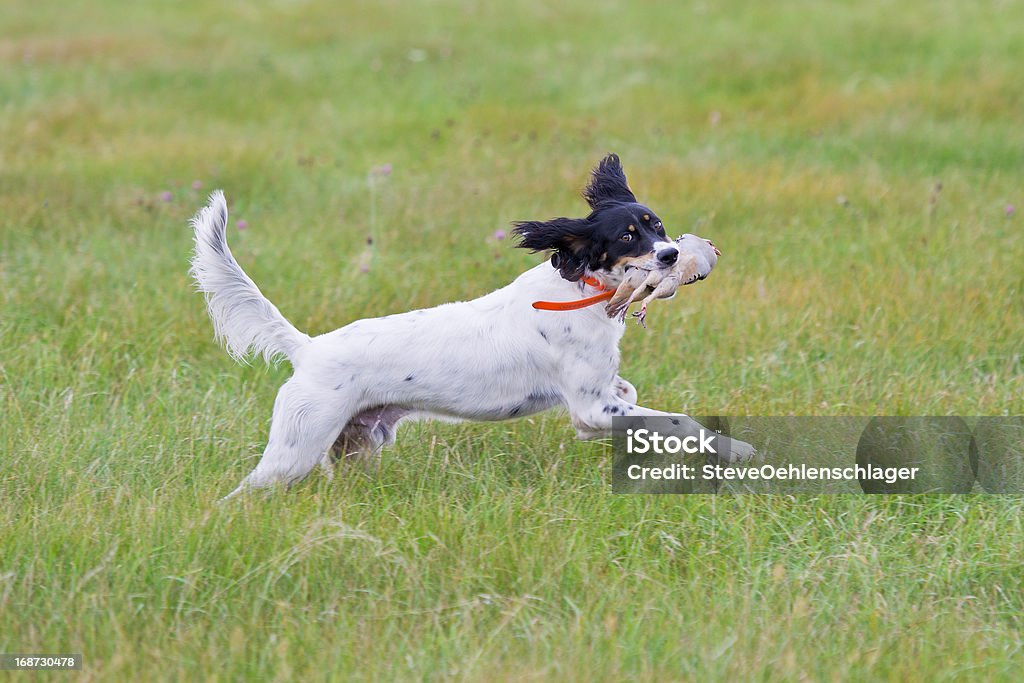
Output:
657,247,679,266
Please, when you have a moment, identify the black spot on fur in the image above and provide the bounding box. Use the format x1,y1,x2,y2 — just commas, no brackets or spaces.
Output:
404,375,414,382
539,330,549,342
602,405,620,415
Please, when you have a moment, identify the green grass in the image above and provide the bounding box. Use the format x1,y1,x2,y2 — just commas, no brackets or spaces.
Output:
2,0,1024,679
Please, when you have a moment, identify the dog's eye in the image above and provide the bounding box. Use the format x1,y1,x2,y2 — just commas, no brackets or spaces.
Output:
655,221,665,235
621,233,634,242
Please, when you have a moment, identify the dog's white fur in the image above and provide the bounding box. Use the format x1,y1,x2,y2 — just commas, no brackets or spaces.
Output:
191,191,754,497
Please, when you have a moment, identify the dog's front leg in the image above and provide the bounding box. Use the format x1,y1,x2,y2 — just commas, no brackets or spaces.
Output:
568,391,756,463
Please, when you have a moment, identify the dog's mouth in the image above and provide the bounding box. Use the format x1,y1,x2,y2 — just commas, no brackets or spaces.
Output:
623,254,674,272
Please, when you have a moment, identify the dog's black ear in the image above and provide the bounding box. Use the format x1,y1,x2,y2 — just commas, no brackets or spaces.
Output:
582,153,637,209
512,217,591,281
512,217,590,252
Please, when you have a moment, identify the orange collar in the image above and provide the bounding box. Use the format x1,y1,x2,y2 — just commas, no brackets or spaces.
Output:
532,275,614,311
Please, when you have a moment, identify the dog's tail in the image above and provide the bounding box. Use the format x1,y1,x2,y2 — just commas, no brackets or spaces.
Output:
189,191,310,364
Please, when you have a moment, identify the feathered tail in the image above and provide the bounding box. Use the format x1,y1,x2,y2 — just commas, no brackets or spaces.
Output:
189,191,310,364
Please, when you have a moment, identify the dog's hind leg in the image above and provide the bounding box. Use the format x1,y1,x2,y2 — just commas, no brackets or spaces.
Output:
317,426,372,480
225,379,354,498
319,405,410,477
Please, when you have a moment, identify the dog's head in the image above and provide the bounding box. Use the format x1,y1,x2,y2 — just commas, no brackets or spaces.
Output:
512,154,680,284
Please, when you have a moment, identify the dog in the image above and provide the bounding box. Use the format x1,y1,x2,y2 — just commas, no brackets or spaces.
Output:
190,154,755,497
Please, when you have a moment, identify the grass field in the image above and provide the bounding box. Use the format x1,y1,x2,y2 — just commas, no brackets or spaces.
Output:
3,0,1024,679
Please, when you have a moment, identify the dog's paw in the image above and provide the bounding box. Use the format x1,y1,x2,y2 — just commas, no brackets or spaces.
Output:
612,377,638,404
720,437,757,464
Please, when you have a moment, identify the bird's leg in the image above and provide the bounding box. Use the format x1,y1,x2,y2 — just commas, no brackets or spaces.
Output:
606,267,660,321
630,274,681,328
632,303,649,329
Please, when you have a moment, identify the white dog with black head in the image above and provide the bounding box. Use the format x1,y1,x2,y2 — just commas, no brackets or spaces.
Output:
190,154,754,497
